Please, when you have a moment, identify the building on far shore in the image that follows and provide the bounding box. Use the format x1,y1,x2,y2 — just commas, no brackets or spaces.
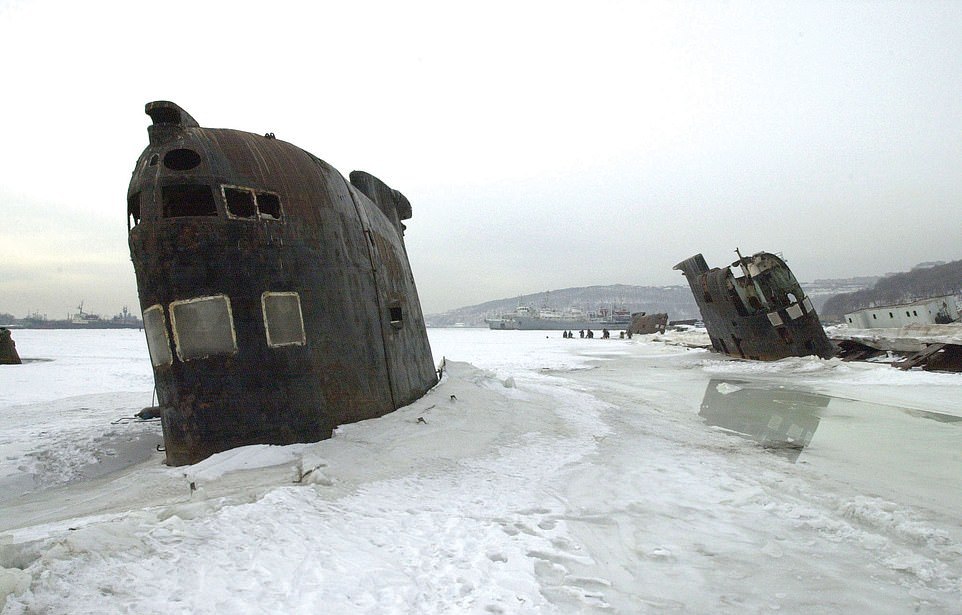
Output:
844,296,960,329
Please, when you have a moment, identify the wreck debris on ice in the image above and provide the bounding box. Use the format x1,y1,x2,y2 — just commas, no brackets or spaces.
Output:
628,312,668,335
127,101,437,465
0,327,22,365
674,250,834,361
831,323,962,372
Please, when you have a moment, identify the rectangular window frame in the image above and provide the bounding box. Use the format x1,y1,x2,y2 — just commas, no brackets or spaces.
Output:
143,304,173,367
169,294,238,362
221,184,283,221
162,184,218,218
389,300,403,330
222,185,257,219
262,291,307,348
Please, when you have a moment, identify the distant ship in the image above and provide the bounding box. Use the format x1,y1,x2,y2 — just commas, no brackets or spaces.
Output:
127,101,437,465
16,304,143,329
486,305,632,330
674,249,834,360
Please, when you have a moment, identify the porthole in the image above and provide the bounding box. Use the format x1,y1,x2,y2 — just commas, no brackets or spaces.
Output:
163,148,202,171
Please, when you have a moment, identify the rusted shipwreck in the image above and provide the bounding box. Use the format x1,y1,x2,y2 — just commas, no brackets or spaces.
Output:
628,312,668,335
127,101,438,465
0,327,21,365
674,250,834,361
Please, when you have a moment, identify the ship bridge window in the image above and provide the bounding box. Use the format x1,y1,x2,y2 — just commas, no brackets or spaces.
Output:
221,185,283,221
163,148,202,171
257,192,282,219
262,292,306,347
224,187,256,218
170,295,237,361
163,184,218,218
128,192,141,229
143,305,172,366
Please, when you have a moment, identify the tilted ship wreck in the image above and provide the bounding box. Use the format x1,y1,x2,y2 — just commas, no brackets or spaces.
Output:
127,101,438,465
674,250,834,361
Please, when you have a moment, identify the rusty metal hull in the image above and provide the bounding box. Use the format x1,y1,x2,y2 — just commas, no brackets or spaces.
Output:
127,102,437,465
628,312,668,335
674,252,834,361
0,328,21,365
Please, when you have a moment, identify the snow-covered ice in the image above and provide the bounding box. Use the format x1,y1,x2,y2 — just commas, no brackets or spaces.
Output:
1,328,960,613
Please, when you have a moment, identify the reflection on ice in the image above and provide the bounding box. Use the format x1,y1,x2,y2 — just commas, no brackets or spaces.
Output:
899,407,962,424
699,379,828,462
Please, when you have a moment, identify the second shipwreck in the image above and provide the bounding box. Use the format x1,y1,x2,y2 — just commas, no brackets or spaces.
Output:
674,250,834,361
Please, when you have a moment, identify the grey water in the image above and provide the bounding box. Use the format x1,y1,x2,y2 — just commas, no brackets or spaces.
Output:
700,379,962,515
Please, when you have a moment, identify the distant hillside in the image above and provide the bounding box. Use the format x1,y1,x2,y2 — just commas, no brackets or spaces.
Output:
803,276,879,313
426,284,700,327
820,260,962,320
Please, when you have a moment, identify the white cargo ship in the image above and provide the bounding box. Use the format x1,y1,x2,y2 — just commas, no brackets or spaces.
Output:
485,305,631,331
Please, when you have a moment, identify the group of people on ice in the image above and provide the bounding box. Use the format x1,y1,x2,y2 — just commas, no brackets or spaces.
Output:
562,328,629,340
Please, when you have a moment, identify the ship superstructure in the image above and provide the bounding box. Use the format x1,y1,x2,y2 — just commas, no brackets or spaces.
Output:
674,250,834,360
127,101,437,465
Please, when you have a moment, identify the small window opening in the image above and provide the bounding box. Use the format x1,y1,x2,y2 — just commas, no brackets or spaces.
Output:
889,312,894,318
906,311,911,317
170,295,237,361
263,292,306,347
728,288,749,316
389,302,403,329
872,314,877,319
149,154,159,166
257,192,282,219
913,310,918,316
163,184,217,218
847,317,852,323
128,192,141,228
143,305,172,366
224,187,256,218
164,148,202,171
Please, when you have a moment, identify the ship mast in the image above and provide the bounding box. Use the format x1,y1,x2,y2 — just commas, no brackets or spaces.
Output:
734,248,753,282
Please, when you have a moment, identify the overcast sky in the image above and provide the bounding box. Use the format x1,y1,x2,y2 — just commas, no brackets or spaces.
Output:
1,0,960,318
